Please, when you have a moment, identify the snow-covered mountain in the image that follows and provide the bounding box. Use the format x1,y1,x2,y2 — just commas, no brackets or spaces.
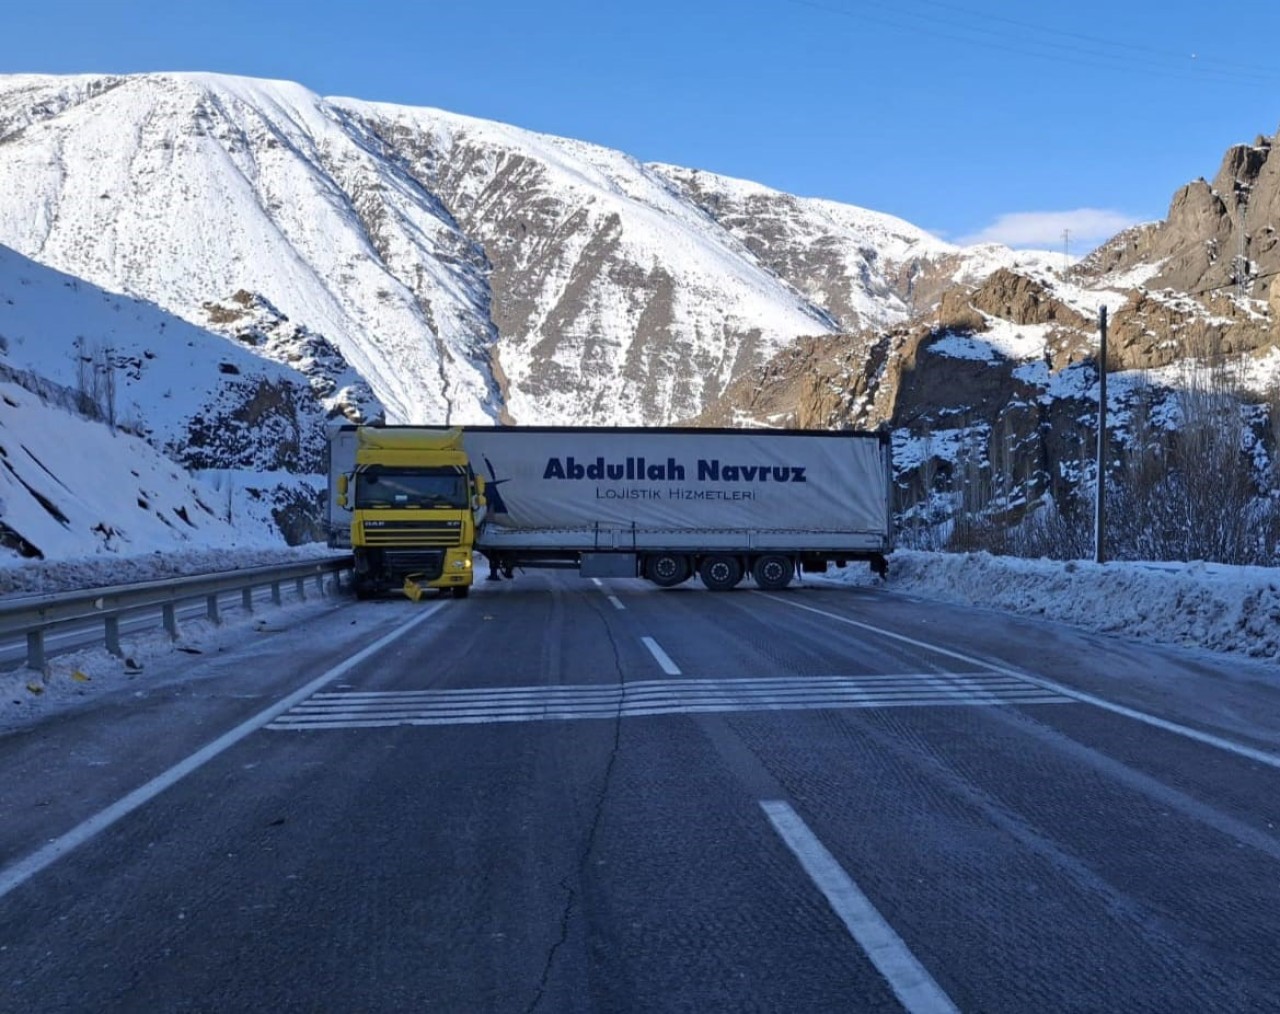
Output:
0,73,496,426
0,72,1032,429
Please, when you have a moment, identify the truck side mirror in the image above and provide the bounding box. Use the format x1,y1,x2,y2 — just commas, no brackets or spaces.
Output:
337,473,349,509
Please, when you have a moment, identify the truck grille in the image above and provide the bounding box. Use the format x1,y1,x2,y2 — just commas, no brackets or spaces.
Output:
384,550,445,580
362,519,463,547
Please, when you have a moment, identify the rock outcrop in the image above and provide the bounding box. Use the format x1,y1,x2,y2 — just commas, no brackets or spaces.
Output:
1084,130,1280,298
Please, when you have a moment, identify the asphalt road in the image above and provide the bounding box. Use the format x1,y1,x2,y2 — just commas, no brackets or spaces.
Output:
2,570,1280,1012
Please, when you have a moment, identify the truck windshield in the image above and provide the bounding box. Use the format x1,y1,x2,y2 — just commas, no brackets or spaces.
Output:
354,468,467,509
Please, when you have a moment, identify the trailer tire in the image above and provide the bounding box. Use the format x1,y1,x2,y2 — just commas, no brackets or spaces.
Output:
751,554,794,590
646,553,691,587
698,554,743,591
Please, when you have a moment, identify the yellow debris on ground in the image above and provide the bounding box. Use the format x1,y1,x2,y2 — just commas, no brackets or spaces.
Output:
403,574,429,601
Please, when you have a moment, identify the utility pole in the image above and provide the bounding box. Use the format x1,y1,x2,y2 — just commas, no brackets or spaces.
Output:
1095,305,1108,564
1062,229,1071,274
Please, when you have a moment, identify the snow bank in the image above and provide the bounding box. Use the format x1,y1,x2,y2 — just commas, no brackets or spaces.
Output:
0,544,338,596
821,550,1280,660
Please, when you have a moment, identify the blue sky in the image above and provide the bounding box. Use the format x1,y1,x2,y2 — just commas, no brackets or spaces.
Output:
4,0,1279,251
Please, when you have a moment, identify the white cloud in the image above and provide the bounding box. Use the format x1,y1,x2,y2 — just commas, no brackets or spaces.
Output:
958,209,1142,250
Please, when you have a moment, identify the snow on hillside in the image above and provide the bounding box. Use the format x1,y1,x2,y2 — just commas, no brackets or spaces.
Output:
0,243,326,460
945,244,1067,286
651,164,1070,331
930,321,1058,362
649,163,951,328
332,96,839,425
0,382,284,563
0,243,336,561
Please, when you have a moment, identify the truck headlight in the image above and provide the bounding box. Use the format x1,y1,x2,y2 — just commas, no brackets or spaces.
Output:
452,559,469,570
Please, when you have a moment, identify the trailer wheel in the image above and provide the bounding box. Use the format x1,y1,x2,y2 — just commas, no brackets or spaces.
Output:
751,554,794,590
698,554,743,591
646,553,690,587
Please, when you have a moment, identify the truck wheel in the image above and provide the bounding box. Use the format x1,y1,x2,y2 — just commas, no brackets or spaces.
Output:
646,553,690,587
698,554,743,591
751,554,794,590
451,586,470,599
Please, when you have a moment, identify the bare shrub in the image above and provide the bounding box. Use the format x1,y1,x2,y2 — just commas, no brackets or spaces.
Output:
1105,338,1277,564
72,337,117,430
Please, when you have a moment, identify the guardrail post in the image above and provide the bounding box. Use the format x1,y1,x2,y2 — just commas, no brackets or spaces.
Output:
26,629,45,671
1,557,350,669
105,616,122,657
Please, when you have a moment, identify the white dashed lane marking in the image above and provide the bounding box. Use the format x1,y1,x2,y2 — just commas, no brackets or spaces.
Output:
641,636,681,675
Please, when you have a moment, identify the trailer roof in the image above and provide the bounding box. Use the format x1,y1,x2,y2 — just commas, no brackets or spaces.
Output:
332,424,890,445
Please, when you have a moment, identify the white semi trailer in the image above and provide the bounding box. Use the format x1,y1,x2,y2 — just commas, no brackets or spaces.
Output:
328,425,892,590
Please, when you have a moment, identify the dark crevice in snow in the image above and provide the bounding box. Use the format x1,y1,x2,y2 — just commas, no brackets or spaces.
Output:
20,444,75,493
0,521,42,559
1,458,70,527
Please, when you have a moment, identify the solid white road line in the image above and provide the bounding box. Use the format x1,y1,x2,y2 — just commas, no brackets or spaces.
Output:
0,603,448,902
760,800,959,1014
591,578,603,587
641,636,682,675
764,593,1280,772
608,595,626,610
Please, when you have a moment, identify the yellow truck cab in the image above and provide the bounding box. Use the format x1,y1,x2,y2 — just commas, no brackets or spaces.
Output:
337,427,485,599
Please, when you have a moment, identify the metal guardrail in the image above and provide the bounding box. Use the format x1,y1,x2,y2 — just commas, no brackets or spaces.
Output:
0,556,353,671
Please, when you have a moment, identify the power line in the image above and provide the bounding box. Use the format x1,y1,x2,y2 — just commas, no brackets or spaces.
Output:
786,0,1280,86
1186,267,1279,298
893,0,1280,77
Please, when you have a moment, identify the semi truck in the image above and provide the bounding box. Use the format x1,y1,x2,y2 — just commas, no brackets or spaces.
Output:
327,425,892,594
331,427,486,598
